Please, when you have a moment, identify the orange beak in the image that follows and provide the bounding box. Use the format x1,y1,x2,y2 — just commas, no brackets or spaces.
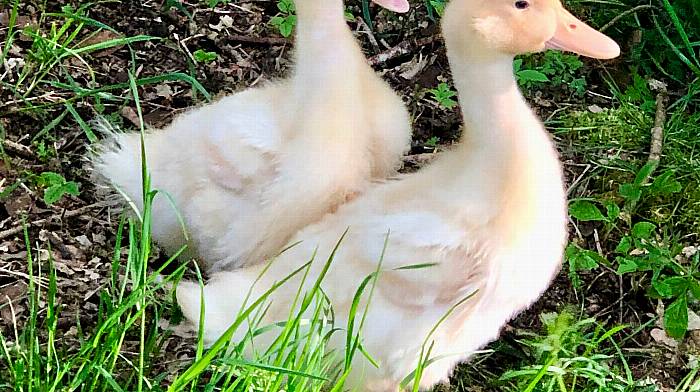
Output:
371,0,410,13
545,7,621,59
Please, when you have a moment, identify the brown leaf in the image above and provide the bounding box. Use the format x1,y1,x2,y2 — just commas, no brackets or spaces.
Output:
0,11,34,28
78,31,123,58
0,282,28,325
4,192,32,217
121,107,141,128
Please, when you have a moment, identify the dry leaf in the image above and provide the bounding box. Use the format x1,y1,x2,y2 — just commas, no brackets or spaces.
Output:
155,84,174,99
650,328,679,348
588,104,604,113
78,31,123,58
0,282,28,324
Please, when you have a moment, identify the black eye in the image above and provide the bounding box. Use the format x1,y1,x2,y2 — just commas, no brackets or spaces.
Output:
515,0,529,9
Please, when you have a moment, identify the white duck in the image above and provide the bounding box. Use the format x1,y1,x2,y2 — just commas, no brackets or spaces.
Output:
92,0,412,271
177,0,620,389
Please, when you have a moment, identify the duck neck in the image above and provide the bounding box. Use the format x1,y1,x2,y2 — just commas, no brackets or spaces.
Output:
434,11,559,215
450,52,536,153
293,0,358,79
288,0,365,135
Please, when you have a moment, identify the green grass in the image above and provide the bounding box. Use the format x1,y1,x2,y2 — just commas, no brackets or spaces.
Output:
0,196,369,391
0,0,210,158
498,312,643,392
0,60,383,392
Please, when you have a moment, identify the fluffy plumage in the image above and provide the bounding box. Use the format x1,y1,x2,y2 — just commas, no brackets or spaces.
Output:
177,0,620,389
90,0,412,271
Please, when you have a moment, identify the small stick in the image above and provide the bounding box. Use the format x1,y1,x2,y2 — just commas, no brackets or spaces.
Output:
368,35,439,66
355,17,380,53
0,201,111,241
648,81,669,165
1,139,36,160
600,5,655,32
227,34,289,46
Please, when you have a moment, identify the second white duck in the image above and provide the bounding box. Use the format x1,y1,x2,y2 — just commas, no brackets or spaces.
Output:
92,0,412,271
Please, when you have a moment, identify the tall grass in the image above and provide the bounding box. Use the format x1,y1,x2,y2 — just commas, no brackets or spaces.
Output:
0,70,384,391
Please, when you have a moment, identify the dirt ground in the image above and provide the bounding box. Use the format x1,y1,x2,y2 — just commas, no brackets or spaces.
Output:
0,0,690,390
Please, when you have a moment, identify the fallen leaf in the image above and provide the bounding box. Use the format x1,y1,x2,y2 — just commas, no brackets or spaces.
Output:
688,309,700,331
588,104,604,113
155,84,174,99
0,282,28,324
121,106,141,128
75,235,92,247
4,192,32,217
0,11,34,28
78,30,123,57
650,328,679,348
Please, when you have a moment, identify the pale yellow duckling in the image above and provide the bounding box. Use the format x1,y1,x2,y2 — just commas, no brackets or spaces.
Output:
91,0,412,271
177,0,619,389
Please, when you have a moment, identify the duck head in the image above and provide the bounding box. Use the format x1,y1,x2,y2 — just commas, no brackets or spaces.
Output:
372,0,410,13
443,0,620,59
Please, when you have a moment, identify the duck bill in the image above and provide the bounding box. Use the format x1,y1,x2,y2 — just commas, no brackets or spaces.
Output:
545,7,621,59
371,0,410,13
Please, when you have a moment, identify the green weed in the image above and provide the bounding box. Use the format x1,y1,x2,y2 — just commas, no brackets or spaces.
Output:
193,49,218,64
428,82,458,110
36,171,80,205
425,0,446,18
562,74,700,339
515,51,587,97
0,2,210,145
498,312,648,392
270,0,297,38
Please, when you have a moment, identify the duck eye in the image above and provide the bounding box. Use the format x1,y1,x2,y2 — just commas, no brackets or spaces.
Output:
514,0,529,9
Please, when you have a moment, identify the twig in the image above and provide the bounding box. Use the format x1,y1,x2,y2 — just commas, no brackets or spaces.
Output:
600,4,656,32
402,152,440,166
227,34,289,46
368,35,440,66
566,164,592,196
355,17,380,53
1,139,36,159
648,80,669,165
0,201,112,241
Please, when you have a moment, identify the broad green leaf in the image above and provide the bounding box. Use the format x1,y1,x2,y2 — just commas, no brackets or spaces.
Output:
193,49,217,63
565,244,606,289
615,236,632,254
278,0,295,13
270,16,284,26
652,278,673,298
619,184,642,204
650,171,682,195
568,200,606,221
517,69,550,83
659,277,689,297
281,16,296,37
44,185,65,205
40,171,65,185
632,222,657,239
634,162,658,185
63,181,80,196
689,281,700,300
616,257,638,274
603,201,620,222
513,58,523,72
664,295,688,339
540,312,558,330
